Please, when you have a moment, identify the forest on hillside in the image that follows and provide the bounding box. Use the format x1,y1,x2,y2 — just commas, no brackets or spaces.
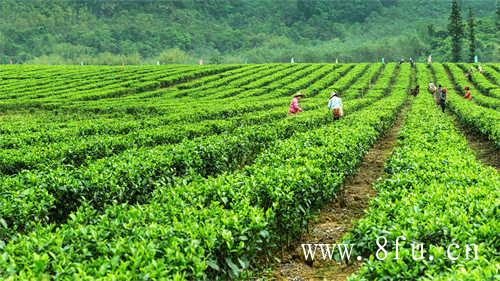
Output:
0,0,498,64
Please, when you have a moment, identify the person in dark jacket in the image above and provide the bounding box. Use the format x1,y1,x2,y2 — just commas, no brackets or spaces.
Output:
410,85,420,96
465,70,473,82
434,84,442,105
439,88,447,113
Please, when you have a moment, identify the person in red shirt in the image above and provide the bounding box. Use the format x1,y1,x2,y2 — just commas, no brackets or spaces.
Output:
288,93,304,115
464,86,472,100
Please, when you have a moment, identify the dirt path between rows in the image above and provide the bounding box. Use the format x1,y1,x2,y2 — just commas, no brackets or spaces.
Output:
449,115,499,170
432,65,499,170
267,100,411,281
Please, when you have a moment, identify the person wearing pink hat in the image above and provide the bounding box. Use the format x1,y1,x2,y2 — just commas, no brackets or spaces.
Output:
288,92,304,115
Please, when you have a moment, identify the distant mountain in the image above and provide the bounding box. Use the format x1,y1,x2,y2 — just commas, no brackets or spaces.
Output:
0,0,497,64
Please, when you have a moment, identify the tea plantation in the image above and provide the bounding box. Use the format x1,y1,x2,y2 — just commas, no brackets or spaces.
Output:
0,63,498,280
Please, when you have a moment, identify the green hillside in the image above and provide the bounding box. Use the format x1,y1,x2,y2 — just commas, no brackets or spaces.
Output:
0,0,498,64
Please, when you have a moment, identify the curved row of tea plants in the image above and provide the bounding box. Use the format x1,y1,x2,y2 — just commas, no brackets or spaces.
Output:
143,64,293,100
0,65,238,110
0,66,184,99
0,62,395,241
447,64,499,109
466,64,499,88
0,79,410,280
480,65,499,85
54,64,304,113
345,92,499,281
0,65,195,99
431,64,500,148
0,64,372,175
0,64,349,151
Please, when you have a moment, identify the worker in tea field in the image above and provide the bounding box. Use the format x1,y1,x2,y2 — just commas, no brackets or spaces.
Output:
435,84,443,105
428,81,437,94
410,85,420,96
439,87,448,113
465,70,473,82
288,92,304,115
464,86,472,100
328,91,343,120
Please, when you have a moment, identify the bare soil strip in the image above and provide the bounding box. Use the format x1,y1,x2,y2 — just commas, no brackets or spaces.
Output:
449,114,499,170
268,100,412,281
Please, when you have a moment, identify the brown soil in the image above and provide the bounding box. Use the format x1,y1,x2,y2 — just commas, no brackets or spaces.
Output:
266,102,411,281
450,115,499,170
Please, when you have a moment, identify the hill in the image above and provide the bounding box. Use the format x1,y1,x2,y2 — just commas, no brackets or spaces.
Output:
0,0,498,64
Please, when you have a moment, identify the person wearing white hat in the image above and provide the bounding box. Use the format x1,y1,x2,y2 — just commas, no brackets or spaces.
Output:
328,91,343,120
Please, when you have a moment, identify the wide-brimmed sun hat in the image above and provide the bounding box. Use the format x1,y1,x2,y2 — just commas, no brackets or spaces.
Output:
330,91,337,98
294,92,304,97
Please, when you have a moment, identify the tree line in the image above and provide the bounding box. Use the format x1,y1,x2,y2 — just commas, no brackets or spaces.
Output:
0,0,497,64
